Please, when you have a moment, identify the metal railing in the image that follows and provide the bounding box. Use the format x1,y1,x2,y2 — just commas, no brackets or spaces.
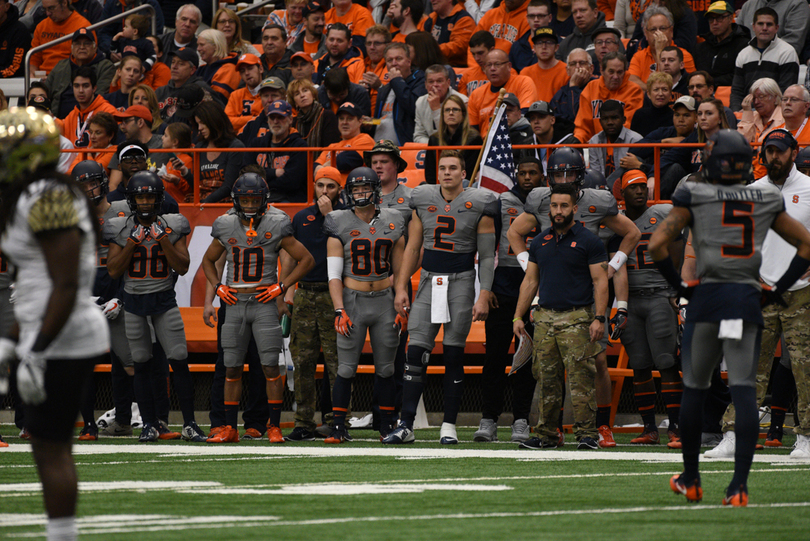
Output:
24,4,157,93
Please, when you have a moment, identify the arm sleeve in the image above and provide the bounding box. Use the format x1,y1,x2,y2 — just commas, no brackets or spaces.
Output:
477,231,496,291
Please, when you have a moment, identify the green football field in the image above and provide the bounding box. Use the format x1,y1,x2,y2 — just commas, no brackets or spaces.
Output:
1,426,809,540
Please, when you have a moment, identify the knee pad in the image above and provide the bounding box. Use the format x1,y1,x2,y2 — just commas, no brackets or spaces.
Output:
337,363,357,379
376,361,395,379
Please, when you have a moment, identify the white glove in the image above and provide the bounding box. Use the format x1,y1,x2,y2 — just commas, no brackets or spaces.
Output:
0,337,15,395
102,298,122,320
17,350,47,405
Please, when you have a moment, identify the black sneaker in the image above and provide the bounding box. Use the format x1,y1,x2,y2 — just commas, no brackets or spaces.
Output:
519,436,557,450
284,427,316,441
78,423,98,441
324,426,350,444
138,423,158,443
577,436,599,450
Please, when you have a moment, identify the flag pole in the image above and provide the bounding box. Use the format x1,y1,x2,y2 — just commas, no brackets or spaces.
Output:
469,88,508,187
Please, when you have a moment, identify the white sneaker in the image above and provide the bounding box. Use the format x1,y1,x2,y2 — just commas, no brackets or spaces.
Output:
511,419,530,442
440,422,458,444
704,431,735,458
790,434,810,459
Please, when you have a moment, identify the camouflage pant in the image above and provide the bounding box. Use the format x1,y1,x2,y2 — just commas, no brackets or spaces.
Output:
722,285,810,435
289,287,339,430
532,306,602,440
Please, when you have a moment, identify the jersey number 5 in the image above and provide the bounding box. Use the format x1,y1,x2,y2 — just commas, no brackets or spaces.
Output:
721,201,754,258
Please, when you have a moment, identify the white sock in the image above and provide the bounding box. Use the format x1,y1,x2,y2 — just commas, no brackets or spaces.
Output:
47,516,77,541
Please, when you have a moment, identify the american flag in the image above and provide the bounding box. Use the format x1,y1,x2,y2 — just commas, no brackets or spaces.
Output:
478,104,516,194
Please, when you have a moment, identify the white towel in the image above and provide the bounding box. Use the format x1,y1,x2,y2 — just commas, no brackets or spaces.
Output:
431,275,451,324
718,319,743,340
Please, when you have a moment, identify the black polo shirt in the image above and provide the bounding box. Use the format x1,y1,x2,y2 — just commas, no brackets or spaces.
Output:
292,202,345,283
529,221,607,311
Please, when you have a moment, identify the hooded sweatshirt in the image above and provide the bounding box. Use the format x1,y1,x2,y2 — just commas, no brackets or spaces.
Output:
60,94,118,149
573,72,644,143
0,4,31,78
556,10,607,61
45,50,116,118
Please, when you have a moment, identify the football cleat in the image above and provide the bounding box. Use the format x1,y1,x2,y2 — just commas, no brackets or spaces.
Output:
722,485,748,507
557,428,565,448
100,420,133,437
206,425,239,443
78,424,98,441
0,434,8,448
242,428,263,440
666,428,681,449
764,427,783,447
182,421,208,443
440,422,458,445
209,425,226,438
704,431,735,458
598,425,616,448
577,437,600,450
267,425,285,443
138,423,159,443
473,418,498,442
631,428,660,445
381,423,415,444
670,474,703,502
519,436,557,450
285,427,316,441
379,421,396,441
324,426,350,444
511,419,530,443
315,424,333,438
790,434,810,458
19,428,30,440
157,420,181,440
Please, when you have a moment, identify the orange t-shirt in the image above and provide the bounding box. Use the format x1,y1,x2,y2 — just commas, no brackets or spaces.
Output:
303,38,320,56
225,87,263,132
573,74,644,143
143,62,171,90
427,4,476,68
315,54,365,84
467,0,530,66
325,4,375,38
164,152,192,203
627,43,696,83
458,65,487,96
316,132,375,182
30,11,92,73
468,74,538,133
519,61,569,103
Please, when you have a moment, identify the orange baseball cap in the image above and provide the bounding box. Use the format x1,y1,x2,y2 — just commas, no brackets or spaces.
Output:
621,169,647,190
315,166,344,187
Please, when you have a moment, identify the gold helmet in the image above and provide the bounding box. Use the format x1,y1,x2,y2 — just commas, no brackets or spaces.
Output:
0,107,61,185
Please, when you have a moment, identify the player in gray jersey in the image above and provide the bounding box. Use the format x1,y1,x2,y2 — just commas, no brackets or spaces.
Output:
106,171,206,443
507,147,641,447
323,167,407,443
384,150,499,445
650,130,810,506
609,169,684,447
203,173,315,444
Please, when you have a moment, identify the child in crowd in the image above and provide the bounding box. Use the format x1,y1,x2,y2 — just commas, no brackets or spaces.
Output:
160,122,194,203
111,14,157,71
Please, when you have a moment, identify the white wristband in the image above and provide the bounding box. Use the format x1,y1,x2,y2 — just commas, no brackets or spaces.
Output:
326,257,344,281
516,251,529,272
608,251,628,271
617,301,628,310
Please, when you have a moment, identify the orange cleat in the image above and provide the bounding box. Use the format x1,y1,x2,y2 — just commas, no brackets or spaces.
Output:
0,435,8,448
666,429,681,449
722,486,748,507
597,425,616,448
631,429,660,445
267,425,285,443
670,474,703,503
242,428,263,440
206,425,239,443
556,428,565,448
209,425,226,438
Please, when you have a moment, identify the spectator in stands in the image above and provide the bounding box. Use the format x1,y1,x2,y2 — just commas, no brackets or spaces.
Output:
573,51,644,143
587,98,642,177
738,77,785,178
98,0,164,54
627,0,697,53
630,71,673,136
472,0,530,64
159,121,192,202
289,78,340,147
521,27,569,103
505,92,534,162
161,81,204,129
325,0,374,51
425,94,482,183
142,35,171,89
225,54,264,132
196,29,240,106
194,100,246,203
290,0,325,58
318,67,372,117
29,0,91,74
314,23,364,84
45,28,115,119
550,0,574,37
81,111,118,175
110,13,156,68
556,0,606,61
424,0,475,67
406,31,447,73
104,55,144,109
155,47,215,113
160,4,200,60
388,0,422,42
361,25,391,111
510,0,553,72
465,0,497,23
129,83,163,132
414,64,466,144
781,84,810,145
237,76,278,146
259,76,287,104
259,23,293,85
0,0,30,77
730,7,799,111
109,104,165,188
373,42,426,144
628,6,695,92
524,100,574,169
459,30,496,96
737,0,810,57
549,47,595,135
214,7,259,56
60,66,118,148
15,0,45,32
314,102,375,180
266,0,306,47
658,45,688,98
469,48,538,133
590,26,621,76
693,0,750,88
290,51,315,81
686,70,737,128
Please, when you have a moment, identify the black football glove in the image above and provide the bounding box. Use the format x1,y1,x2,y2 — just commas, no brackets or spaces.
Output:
609,308,628,341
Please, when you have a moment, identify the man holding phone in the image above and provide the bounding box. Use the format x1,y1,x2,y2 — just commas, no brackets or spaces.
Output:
108,105,169,189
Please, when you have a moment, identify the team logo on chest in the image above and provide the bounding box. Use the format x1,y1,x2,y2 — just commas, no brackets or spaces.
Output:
445,204,451,212
428,205,437,213
369,227,376,235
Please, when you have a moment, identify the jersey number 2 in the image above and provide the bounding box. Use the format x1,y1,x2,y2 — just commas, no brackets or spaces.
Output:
434,216,456,251
721,201,754,258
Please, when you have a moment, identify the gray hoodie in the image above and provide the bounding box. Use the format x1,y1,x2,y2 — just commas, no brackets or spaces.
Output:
556,10,607,61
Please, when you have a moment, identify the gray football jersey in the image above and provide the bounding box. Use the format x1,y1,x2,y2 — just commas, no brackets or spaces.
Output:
498,190,537,268
410,185,499,255
212,209,292,287
624,204,673,290
673,181,785,287
324,208,406,281
525,187,619,234
97,201,131,268
381,183,413,224
104,213,190,294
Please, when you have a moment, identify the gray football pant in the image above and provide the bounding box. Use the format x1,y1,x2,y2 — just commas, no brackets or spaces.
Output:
336,288,398,379
681,321,760,390
125,307,187,363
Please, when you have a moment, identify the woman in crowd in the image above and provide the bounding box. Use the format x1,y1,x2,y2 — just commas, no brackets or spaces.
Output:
192,101,245,203
104,56,145,110
424,95,482,184
737,78,784,174
288,78,340,148
213,7,260,56
160,122,194,203
81,111,118,175
630,71,674,137
616,0,696,52
405,31,445,73
128,84,164,133
196,29,241,105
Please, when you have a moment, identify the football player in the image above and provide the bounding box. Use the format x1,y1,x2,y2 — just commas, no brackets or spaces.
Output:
202,173,314,443
650,130,810,506
384,149,499,445
507,147,642,447
106,172,206,442
323,167,407,442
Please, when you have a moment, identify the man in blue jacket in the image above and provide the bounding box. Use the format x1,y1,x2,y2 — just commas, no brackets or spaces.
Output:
373,42,426,144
